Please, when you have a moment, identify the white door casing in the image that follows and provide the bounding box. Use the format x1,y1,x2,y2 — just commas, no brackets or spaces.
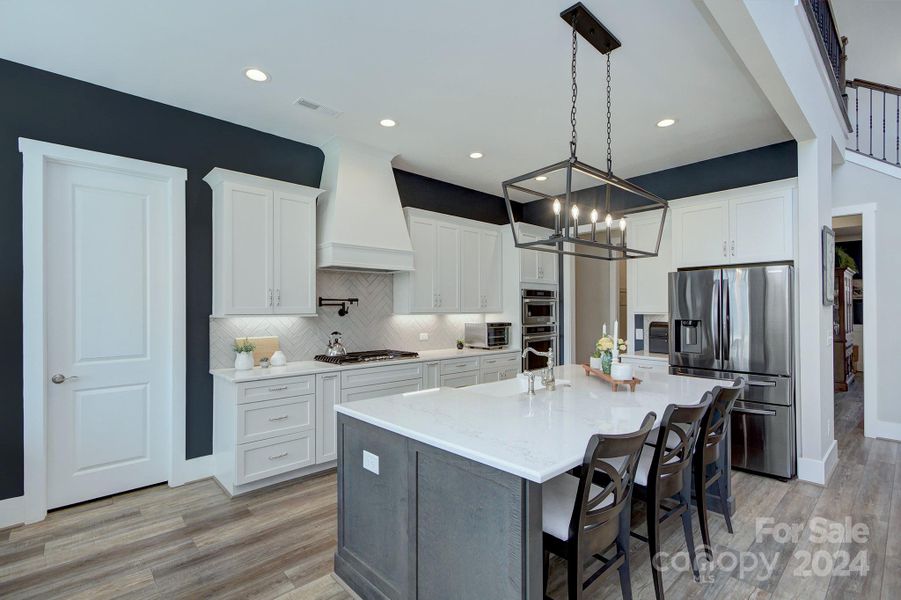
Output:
20,139,186,523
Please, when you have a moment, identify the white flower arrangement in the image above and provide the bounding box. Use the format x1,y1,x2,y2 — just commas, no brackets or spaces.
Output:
594,335,627,357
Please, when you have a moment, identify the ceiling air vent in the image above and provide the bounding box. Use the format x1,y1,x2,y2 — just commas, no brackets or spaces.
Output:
294,97,342,118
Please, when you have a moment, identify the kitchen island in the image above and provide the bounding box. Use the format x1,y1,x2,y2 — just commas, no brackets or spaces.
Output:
333,364,731,599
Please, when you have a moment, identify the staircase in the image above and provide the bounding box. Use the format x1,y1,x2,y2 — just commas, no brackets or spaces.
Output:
846,79,901,168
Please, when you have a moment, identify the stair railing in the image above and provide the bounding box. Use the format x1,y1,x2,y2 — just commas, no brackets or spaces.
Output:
847,79,901,166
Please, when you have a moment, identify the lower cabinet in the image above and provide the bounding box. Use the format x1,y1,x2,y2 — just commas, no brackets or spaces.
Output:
440,371,480,388
236,432,315,485
341,378,423,403
422,361,441,388
315,373,341,464
478,353,521,383
619,356,669,376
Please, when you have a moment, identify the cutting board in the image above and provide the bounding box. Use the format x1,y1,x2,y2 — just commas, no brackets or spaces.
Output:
235,336,280,366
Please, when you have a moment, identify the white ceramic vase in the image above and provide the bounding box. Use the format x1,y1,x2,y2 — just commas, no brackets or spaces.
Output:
270,350,287,366
610,362,634,382
234,351,254,371
589,356,603,370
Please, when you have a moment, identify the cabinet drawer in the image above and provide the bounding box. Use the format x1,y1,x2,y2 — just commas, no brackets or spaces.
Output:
479,353,519,371
440,371,480,388
237,396,313,445
239,376,315,404
341,363,424,389
341,379,423,404
440,357,480,375
236,432,314,485
620,357,668,375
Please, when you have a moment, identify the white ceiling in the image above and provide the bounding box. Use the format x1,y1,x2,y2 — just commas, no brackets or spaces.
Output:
0,0,790,196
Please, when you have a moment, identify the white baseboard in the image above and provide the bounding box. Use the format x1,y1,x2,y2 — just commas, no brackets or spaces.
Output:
0,495,25,530
169,455,215,487
797,439,838,485
866,418,901,442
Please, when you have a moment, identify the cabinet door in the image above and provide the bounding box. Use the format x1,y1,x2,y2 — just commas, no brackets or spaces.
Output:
422,362,441,388
440,371,480,388
537,246,557,282
459,227,482,312
672,201,729,268
729,188,793,263
480,367,502,384
226,185,274,313
480,230,502,311
519,232,541,283
435,223,460,312
315,373,341,464
627,211,671,315
273,191,316,315
340,379,423,404
408,217,438,312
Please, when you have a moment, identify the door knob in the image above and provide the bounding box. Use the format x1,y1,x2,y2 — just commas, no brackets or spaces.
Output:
50,373,79,384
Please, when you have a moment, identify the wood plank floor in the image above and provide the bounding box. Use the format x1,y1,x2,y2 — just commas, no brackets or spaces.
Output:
1,376,896,599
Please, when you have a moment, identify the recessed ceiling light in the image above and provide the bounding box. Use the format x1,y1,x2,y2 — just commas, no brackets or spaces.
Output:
656,118,676,128
469,152,483,159
244,68,269,82
379,118,397,127
535,176,548,181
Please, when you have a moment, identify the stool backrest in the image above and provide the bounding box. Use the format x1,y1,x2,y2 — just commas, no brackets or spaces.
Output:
651,395,713,499
570,412,656,555
697,377,745,466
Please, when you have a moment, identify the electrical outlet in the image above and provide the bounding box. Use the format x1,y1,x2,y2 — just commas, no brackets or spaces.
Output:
635,328,644,341
363,450,380,475
419,332,429,341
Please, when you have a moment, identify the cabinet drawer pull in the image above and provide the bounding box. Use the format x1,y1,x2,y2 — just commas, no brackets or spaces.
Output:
268,451,289,460
637,365,653,370
268,414,289,421
268,385,289,392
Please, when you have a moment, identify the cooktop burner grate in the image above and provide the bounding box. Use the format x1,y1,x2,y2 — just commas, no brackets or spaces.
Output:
313,350,419,365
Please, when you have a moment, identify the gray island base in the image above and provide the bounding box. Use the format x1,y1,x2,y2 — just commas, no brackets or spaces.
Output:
333,364,733,599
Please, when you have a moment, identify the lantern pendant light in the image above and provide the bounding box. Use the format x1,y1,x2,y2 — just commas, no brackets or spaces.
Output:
502,2,668,261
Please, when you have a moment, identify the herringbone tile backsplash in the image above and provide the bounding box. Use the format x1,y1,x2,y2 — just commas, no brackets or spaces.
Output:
210,271,486,369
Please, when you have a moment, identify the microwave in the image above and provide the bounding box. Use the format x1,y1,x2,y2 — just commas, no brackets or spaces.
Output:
464,322,511,349
521,288,557,326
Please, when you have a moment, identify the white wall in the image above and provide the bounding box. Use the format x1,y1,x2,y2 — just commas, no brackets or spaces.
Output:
833,158,900,433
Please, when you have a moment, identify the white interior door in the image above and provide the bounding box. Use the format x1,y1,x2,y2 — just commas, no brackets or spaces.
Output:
45,160,172,509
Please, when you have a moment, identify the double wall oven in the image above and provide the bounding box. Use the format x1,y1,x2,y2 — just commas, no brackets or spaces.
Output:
521,288,558,371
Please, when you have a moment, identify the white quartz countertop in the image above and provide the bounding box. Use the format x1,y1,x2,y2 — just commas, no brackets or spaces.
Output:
210,346,522,383
335,364,731,483
620,351,669,363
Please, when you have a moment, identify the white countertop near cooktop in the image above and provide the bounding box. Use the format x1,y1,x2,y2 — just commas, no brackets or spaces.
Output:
335,364,729,483
620,350,669,363
210,346,523,383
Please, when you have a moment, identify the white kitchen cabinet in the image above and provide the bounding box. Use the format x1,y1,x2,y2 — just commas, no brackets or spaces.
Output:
519,225,557,284
627,210,672,315
206,168,323,317
671,181,796,269
440,371,480,388
340,378,423,403
422,361,441,388
395,209,504,314
478,352,521,383
620,355,669,376
315,373,341,464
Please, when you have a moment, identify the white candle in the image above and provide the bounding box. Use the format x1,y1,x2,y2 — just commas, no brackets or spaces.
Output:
612,320,619,361
602,323,607,336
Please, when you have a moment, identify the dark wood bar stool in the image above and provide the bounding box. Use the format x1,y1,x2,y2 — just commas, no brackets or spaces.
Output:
630,397,712,600
541,412,657,600
694,378,744,560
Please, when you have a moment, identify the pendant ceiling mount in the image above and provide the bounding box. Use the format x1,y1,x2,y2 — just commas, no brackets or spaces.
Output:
502,3,668,262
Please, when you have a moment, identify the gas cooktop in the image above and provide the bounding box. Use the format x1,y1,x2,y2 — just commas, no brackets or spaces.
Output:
313,350,419,365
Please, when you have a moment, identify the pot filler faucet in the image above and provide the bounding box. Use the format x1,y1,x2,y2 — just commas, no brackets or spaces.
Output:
521,348,556,394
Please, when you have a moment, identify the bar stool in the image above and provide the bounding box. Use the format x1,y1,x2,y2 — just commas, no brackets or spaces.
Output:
630,396,712,600
541,413,657,600
694,378,744,560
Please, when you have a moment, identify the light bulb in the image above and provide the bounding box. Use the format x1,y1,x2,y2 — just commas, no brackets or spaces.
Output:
619,218,627,231
590,209,598,223
552,198,561,215
571,204,580,219
605,213,613,227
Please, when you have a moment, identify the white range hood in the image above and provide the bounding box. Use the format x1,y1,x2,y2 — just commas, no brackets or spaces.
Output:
317,139,414,272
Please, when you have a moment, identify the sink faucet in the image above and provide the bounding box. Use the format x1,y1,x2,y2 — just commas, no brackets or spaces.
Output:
521,347,556,394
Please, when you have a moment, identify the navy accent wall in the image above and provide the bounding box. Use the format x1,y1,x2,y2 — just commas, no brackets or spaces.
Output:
0,59,325,500
521,141,798,228
393,169,522,224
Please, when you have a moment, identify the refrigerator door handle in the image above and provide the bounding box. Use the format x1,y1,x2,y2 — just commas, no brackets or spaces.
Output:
733,407,777,417
713,278,721,361
746,380,777,388
723,277,731,362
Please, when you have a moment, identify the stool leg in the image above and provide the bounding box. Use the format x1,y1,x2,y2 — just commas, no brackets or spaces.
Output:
694,462,713,561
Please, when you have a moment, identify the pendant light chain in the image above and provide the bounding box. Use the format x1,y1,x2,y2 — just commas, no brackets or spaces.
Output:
606,52,612,174
569,15,578,160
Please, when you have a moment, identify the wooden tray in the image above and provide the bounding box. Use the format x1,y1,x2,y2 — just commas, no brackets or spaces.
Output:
581,364,642,392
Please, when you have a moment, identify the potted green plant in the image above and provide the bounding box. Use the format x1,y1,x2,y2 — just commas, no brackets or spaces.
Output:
233,338,256,371
456,339,465,350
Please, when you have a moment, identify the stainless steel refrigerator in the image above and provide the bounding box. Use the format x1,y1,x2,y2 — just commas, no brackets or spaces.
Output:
669,265,795,479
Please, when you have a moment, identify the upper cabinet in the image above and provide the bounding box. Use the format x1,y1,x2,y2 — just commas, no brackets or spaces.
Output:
626,210,672,315
519,225,557,285
206,168,324,317
394,209,503,314
672,181,795,269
